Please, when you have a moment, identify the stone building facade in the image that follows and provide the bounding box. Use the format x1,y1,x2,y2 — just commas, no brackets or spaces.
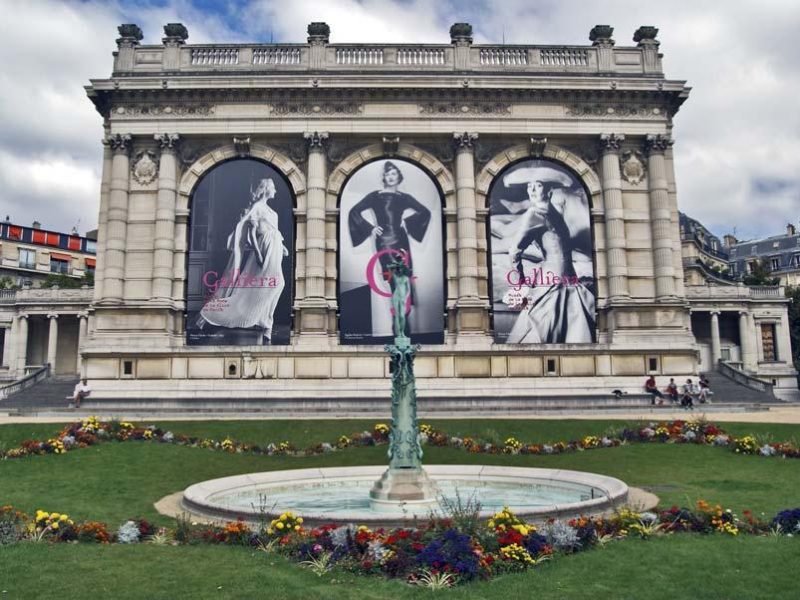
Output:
68,21,795,402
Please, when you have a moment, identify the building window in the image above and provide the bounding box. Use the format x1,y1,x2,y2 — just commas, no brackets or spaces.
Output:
18,248,36,269
792,254,800,267
770,258,780,271
760,323,777,361
721,348,731,361
50,257,69,274
86,240,97,253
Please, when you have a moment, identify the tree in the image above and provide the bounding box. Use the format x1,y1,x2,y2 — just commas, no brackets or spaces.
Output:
786,286,800,384
40,273,93,289
742,260,780,286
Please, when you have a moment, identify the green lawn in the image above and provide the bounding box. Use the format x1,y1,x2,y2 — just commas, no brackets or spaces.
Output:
1,418,799,599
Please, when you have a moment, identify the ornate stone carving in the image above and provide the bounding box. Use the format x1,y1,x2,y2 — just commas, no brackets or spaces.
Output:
117,24,143,44
634,26,659,46
566,104,666,119
131,150,158,184
620,150,646,185
233,136,251,157
307,22,330,44
155,133,180,151
450,22,473,44
530,137,547,157
419,102,511,116
645,133,674,154
303,131,329,150
117,104,215,118
453,132,478,150
382,136,400,156
163,23,188,42
270,102,362,116
599,133,625,153
589,25,615,47
106,133,131,154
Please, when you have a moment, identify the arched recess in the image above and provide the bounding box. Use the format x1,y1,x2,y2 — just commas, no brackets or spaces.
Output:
325,144,457,330
475,143,603,295
175,143,307,306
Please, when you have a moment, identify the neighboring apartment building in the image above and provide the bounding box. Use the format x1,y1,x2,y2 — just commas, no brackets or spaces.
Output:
727,224,800,286
0,219,97,287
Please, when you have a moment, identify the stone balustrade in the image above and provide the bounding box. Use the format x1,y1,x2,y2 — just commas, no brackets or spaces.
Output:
685,285,785,300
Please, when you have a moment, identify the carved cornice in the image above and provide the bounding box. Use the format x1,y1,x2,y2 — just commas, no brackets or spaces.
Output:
106,133,132,154
113,104,215,118
599,133,625,153
303,131,329,151
566,104,667,119
453,132,478,150
420,102,511,117
645,133,674,154
271,102,362,116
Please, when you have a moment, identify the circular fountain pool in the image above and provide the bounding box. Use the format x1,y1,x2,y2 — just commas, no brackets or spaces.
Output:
183,465,628,526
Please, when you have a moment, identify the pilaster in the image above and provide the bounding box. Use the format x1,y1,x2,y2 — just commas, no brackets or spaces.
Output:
153,133,180,301
645,134,677,301
101,133,132,303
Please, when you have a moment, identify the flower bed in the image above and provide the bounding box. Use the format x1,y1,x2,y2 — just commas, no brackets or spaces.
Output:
1,502,796,587
2,417,798,463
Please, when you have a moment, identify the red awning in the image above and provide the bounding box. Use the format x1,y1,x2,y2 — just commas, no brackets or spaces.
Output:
49,252,72,261
85,258,96,267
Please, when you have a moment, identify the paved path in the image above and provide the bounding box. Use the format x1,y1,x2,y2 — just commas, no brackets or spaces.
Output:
2,406,800,425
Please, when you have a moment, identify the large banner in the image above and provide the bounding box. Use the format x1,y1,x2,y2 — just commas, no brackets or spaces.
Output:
186,159,293,346
339,159,444,345
489,159,596,344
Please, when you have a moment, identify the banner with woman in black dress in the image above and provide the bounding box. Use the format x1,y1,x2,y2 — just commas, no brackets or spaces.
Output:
339,159,444,344
489,159,596,344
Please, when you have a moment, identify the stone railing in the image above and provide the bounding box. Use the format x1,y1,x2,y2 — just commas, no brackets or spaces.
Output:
0,289,16,303
685,284,785,301
0,364,50,401
115,42,663,77
14,287,94,305
718,360,775,397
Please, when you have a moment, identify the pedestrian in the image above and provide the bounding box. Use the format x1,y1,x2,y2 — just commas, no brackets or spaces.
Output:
666,378,679,404
680,378,695,410
645,375,665,405
73,378,91,409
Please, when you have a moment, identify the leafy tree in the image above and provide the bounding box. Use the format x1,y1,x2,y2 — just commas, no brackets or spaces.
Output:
40,273,93,289
0,276,19,290
786,286,800,383
742,260,780,286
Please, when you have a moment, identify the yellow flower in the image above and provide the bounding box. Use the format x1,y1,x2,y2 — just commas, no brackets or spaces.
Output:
280,514,287,521
294,525,300,531
266,528,274,535
276,522,284,530
60,515,68,521
52,522,59,530
296,517,303,524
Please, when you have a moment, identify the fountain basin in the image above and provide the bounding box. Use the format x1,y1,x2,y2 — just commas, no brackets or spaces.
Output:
182,465,628,526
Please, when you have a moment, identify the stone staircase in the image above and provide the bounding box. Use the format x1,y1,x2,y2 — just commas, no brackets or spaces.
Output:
1,376,79,411
702,371,783,404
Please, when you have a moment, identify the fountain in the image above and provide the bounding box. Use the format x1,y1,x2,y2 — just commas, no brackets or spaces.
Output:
179,260,631,526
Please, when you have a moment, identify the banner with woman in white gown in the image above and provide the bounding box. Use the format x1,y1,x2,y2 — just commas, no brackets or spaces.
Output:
186,159,293,346
489,159,596,344
339,159,445,345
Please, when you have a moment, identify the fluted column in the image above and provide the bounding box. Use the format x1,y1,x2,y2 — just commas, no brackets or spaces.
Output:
454,132,479,300
93,132,113,301
47,314,59,372
103,134,132,302
739,310,756,371
153,134,180,300
15,314,28,375
76,312,88,373
645,134,676,301
599,134,630,300
710,311,721,367
1,323,11,368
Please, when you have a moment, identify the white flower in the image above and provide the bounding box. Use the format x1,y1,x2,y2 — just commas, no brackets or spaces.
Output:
117,521,141,544
162,431,174,443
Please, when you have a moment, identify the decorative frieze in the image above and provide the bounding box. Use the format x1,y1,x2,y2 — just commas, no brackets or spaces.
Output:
566,104,667,119
114,104,215,118
271,102,362,116
420,102,511,116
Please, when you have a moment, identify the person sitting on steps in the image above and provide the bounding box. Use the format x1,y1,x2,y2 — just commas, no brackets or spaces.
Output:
73,379,91,409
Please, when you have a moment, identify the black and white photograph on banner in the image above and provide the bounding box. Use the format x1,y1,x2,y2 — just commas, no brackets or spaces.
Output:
185,159,294,346
489,159,596,344
339,159,445,344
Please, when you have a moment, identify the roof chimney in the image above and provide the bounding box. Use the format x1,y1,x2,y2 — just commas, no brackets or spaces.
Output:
32,220,41,229
787,223,796,236
723,233,738,248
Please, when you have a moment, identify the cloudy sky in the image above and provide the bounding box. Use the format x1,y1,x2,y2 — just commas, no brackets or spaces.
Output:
1,0,798,242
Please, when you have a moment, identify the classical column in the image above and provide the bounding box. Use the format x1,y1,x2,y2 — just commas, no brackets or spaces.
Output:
739,310,756,371
15,314,28,375
103,133,132,302
153,134,180,300
645,134,676,301
777,311,793,364
1,324,11,368
93,132,113,301
599,134,630,300
5,318,17,372
47,314,59,372
710,311,721,367
454,132,479,301
76,312,88,373
299,131,329,335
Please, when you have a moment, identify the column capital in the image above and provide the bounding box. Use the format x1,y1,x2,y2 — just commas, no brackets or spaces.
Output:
453,131,478,151
47,313,59,320
645,133,673,155
710,310,721,316
739,310,750,317
107,133,132,155
17,313,29,321
155,133,180,152
599,133,625,153
304,131,329,151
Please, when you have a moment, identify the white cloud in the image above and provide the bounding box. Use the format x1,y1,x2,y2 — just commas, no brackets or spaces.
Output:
0,0,798,241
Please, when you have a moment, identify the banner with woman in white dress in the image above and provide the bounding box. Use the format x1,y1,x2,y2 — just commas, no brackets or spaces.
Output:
489,159,596,344
339,159,445,345
186,159,293,346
